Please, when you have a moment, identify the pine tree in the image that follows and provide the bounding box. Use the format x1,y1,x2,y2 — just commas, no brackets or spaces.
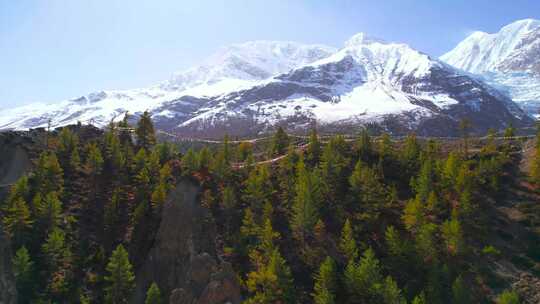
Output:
243,165,273,216
412,292,427,304
270,126,289,157
381,276,406,304
181,148,199,174
306,128,322,165
197,146,212,170
459,119,471,157
385,226,405,257
530,132,540,186
145,282,162,304
38,191,63,233
496,290,520,304
135,111,156,151
245,248,294,304
105,244,135,304
415,223,438,263
402,196,424,232
413,159,435,202
312,257,337,304
291,158,322,242
12,246,35,301
442,217,464,256
344,248,383,303
86,142,104,176
452,275,471,304
356,128,372,161
2,197,32,247
340,219,359,261
42,227,72,299
34,152,64,195
320,136,350,207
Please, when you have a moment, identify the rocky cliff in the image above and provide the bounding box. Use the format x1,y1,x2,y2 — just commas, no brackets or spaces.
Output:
133,180,241,304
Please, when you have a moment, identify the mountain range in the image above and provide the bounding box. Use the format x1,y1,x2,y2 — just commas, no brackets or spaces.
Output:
1,19,539,137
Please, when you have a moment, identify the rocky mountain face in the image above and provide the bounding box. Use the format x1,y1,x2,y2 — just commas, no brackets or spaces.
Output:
441,19,540,116
0,32,533,137
153,33,531,137
0,41,335,131
133,180,241,304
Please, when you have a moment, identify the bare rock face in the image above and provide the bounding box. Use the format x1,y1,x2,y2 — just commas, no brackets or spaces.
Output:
0,223,17,304
133,180,241,304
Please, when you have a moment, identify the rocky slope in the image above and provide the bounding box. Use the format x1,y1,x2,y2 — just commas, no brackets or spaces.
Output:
155,33,531,137
133,180,241,304
441,19,540,116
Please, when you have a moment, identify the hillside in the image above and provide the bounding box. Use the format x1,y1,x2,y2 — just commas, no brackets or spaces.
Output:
0,115,539,303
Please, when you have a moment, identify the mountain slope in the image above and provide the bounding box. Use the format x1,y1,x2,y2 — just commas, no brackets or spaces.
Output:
441,19,540,115
155,33,531,137
0,41,335,130
0,34,532,136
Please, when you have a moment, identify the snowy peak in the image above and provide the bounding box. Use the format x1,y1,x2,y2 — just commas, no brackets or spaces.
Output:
160,41,336,91
344,32,387,47
441,18,540,74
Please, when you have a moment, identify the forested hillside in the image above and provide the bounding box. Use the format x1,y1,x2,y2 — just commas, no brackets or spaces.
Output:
1,112,539,303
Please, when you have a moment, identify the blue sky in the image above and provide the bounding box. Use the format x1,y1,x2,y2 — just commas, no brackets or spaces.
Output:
1,0,540,108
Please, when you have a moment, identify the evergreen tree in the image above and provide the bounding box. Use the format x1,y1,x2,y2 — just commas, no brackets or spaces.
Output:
306,128,322,165
385,226,405,257
145,282,162,304
452,275,471,304
245,248,294,304
441,217,464,256
42,227,72,299
344,248,383,303
2,197,32,247
105,244,135,304
496,290,520,304
12,246,35,301
530,132,540,186
181,148,199,174
243,165,273,216
270,126,289,157
34,152,64,195
291,158,322,242
356,128,372,161
135,111,156,151
402,196,424,232
340,219,359,261
197,146,212,170
312,257,337,304
381,276,406,304
38,191,63,233
412,292,427,304
86,142,104,176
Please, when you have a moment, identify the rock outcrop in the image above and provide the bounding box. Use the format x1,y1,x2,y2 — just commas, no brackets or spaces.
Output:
133,180,241,304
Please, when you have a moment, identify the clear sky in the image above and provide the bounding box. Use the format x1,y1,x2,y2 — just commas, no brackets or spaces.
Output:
2,0,540,108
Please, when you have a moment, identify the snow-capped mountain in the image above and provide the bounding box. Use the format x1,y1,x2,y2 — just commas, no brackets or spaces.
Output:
0,33,532,136
0,41,335,130
441,19,540,115
148,32,530,137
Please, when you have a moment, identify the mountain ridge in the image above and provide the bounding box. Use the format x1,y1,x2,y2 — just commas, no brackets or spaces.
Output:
0,31,533,136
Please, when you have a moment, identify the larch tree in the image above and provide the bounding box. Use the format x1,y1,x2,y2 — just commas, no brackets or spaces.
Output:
105,244,135,304
135,111,156,151
312,256,337,304
145,282,162,304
